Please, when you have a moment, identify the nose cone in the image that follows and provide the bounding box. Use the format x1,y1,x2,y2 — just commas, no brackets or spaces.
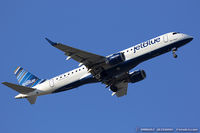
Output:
188,36,193,42
183,34,193,43
186,33,193,40
187,36,193,43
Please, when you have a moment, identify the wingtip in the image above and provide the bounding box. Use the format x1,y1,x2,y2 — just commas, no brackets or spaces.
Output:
2,82,9,86
45,38,57,46
2,82,7,85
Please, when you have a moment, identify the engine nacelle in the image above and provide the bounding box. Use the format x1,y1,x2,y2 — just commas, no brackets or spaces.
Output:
129,70,146,83
106,53,125,66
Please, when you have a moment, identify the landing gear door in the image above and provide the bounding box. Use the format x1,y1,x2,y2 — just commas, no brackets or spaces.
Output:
163,34,168,43
49,79,54,87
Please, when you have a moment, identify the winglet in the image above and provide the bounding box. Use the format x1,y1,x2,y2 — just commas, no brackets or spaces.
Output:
45,38,57,45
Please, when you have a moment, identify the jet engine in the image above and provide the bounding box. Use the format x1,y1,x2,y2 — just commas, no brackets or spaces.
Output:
106,53,125,66
129,70,146,83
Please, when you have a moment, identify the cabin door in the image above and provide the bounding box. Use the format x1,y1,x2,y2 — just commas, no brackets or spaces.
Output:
49,79,54,87
163,34,168,43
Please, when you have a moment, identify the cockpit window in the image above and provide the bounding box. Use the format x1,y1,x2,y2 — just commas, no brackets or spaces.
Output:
172,32,180,35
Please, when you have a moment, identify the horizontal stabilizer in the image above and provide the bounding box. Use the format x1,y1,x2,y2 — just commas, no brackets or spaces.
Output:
2,82,35,94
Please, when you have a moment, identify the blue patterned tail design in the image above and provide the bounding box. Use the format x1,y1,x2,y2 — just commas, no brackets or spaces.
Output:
14,66,45,88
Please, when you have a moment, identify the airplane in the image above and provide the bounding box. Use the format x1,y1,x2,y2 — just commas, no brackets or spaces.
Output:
2,32,193,104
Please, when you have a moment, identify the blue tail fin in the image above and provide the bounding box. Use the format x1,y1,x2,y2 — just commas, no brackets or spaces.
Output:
14,66,45,87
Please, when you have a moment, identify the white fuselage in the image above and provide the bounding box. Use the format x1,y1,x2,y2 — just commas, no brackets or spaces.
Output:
16,32,192,98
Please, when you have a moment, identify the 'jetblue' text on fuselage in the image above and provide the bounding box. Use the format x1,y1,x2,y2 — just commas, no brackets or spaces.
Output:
134,37,160,53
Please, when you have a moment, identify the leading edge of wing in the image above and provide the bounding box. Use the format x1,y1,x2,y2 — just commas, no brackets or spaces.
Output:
45,38,104,57
45,38,105,66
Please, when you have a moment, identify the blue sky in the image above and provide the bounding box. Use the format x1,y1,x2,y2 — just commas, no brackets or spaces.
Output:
0,0,200,132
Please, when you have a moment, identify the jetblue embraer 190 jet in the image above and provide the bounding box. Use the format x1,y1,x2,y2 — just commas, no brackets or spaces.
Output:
2,32,193,104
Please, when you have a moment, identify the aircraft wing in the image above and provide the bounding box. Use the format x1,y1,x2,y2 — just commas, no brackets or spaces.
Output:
112,81,128,97
46,38,105,68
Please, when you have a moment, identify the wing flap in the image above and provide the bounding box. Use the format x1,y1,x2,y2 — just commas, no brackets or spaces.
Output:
116,87,127,97
111,81,128,97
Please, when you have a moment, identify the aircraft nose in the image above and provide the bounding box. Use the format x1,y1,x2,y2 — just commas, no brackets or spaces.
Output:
186,36,193,43
188,36,193,42
183,34,193,43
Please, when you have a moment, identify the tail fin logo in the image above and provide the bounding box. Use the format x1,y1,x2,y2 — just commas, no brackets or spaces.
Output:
14,66,45,87
22,79,36,86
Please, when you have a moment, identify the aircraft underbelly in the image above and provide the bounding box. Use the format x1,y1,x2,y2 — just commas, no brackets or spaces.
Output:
52,74,98,93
